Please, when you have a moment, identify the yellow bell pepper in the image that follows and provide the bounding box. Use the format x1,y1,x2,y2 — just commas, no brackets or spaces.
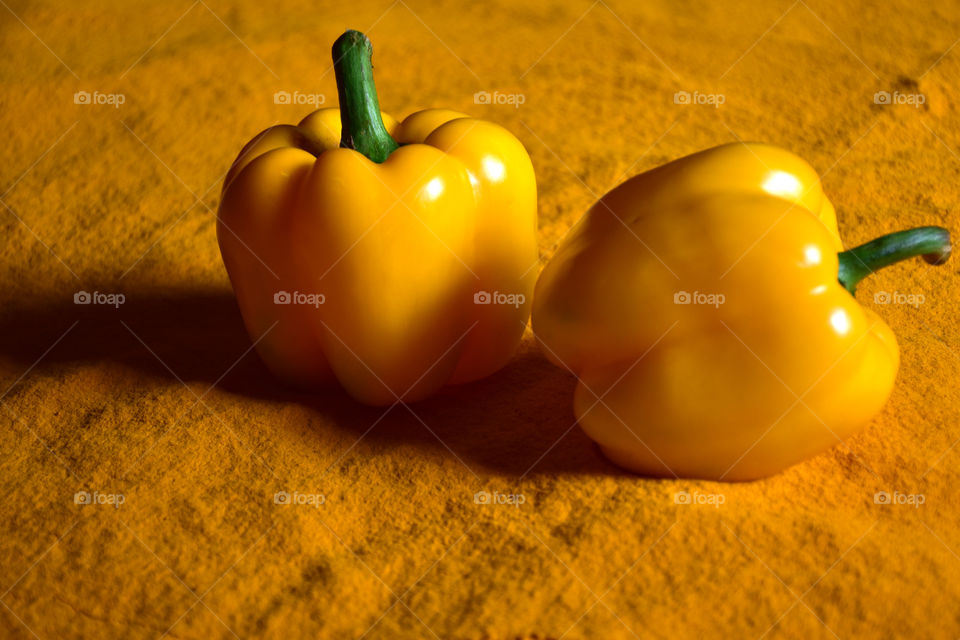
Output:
533,142,950,481
217,30,537,405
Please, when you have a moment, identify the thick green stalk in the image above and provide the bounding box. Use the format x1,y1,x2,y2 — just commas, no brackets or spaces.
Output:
838,226,951,295
332,30,398,163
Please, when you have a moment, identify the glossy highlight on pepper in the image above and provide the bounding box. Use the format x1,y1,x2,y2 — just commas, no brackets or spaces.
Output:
217,30,538,405
533,142,951,481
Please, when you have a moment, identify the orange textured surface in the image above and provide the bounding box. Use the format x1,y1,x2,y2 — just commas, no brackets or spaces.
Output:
1,1,959,638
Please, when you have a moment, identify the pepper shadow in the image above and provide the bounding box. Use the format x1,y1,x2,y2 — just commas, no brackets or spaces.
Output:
0,285,619,477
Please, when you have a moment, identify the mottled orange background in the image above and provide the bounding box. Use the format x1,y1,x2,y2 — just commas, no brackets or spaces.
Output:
2,0,959,638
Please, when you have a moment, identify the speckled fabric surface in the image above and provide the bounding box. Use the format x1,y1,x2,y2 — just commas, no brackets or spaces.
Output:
1,1,959,638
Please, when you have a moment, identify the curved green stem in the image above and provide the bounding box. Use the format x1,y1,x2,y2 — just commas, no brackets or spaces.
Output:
332,30,398,163
838,226,951,295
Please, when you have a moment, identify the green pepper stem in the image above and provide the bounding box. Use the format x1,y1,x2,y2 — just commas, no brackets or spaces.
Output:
332,30,398,163
837,226,951,294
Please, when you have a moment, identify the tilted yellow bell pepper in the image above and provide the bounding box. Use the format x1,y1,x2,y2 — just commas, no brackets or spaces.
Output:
217,30,537,405
533,142,950,480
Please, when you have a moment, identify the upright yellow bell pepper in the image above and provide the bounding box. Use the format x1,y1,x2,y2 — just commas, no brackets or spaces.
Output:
533,142,950,480
218,30,537,405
